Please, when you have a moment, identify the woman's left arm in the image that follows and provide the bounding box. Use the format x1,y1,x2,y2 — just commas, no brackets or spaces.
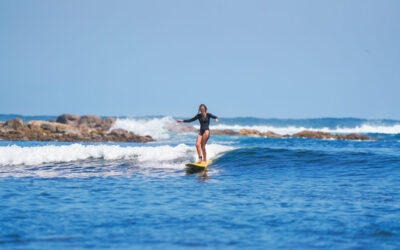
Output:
208,113,219,123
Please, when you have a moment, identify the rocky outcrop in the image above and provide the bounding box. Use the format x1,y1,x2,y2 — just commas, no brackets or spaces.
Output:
78,115,103,129
210,129,238,135
238,129,283,138
341,133,374,140
0,117,153,143
55,114,116,131
3,117,25,130
56,114,80,126
170,125,376,141
102,117,116,131
292,131,334,139
292,130,376,140
0,115,377,142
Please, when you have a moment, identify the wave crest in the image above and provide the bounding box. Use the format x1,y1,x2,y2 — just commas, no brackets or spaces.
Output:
0,143,235,167
109,117,176,140
209,124,400,135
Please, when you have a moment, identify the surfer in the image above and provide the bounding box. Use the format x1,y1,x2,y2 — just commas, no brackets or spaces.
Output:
176,104,219,164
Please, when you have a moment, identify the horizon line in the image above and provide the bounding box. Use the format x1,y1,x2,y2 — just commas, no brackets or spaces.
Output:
0,113,399,121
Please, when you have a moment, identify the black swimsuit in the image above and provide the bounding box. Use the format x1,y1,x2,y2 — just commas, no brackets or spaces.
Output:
183,113,218,135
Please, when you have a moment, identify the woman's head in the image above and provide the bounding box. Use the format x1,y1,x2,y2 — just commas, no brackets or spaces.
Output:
198,104,207,117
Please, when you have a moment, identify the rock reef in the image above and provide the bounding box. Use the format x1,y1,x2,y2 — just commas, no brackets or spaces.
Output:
291,130,374,140
0,115,153,143
0,115,377,142
168,124,376,141
207,128,376,141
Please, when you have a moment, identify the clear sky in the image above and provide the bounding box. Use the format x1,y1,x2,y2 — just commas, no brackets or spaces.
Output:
0,0,399,118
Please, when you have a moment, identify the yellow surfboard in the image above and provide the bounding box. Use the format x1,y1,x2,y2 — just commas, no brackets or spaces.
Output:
185,160,211,168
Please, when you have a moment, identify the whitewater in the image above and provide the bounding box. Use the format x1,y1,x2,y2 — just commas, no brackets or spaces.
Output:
0,143,234,167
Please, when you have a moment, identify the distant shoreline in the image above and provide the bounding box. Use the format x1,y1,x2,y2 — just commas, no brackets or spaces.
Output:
0,114,377,142
1,113,400,122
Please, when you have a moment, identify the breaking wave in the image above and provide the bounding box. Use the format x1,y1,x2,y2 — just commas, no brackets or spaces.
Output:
0,143,235,167
109,117,176,140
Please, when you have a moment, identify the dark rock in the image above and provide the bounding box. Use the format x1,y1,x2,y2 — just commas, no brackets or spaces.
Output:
40,123,57,132
110,128,127,136
56,114,80,126
3,118,24,130
262,131,283,138
292,130,375,141
340,133,376,141
238,129,261,137
210,129,238,135
78,115,103,129
101,117,116,131
292,130,333,139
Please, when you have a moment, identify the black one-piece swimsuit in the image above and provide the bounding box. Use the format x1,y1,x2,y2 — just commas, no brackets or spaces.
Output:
183,113,218,135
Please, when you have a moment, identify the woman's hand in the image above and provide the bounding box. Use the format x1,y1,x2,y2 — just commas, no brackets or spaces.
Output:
215,118,219,123
176,120,183,123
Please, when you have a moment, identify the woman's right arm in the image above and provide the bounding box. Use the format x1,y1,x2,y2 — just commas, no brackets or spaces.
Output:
176,114,198,123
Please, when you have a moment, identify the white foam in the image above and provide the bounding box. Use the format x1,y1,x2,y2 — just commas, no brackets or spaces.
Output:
320,124,400,134
209,123,400,135
0,143,235,167
109,116,400,138
207,124,305,135
109,116,176,140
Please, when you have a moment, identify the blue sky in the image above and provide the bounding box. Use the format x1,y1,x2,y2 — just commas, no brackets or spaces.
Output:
0,0,399,118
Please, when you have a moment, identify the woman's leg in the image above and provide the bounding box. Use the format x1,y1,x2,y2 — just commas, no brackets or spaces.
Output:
195,134,203,162
201,130,210,163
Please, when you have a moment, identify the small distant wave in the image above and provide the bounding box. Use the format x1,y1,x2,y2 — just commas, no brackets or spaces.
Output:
209,124,400,135
0,143,235,167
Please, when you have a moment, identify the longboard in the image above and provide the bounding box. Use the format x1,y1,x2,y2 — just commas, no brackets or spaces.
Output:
185,160,211,168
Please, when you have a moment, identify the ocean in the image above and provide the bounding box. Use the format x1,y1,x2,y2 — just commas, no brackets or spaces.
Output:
1,114,399,249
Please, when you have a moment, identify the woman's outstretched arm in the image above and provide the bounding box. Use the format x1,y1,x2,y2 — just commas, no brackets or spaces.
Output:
208,113,219,123
176,114,199,123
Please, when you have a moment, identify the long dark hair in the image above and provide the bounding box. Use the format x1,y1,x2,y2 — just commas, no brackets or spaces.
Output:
198,104,207,120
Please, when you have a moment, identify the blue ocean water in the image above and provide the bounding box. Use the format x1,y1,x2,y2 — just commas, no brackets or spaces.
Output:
1,115,400,249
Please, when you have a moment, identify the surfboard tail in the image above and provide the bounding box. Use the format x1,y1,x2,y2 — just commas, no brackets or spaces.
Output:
185,160,211,168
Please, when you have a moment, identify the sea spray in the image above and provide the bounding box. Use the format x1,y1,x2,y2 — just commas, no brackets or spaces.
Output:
109,116,176,140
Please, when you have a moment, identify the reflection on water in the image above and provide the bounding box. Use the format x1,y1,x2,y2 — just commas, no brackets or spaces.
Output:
0,160,183,179
185,166,212,182
0,158,222,180
197,168,211,182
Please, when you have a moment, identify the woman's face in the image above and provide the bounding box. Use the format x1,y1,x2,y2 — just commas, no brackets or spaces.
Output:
200,106,206,113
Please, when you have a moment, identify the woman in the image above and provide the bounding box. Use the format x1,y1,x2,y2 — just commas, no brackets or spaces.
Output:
176,104,219,164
